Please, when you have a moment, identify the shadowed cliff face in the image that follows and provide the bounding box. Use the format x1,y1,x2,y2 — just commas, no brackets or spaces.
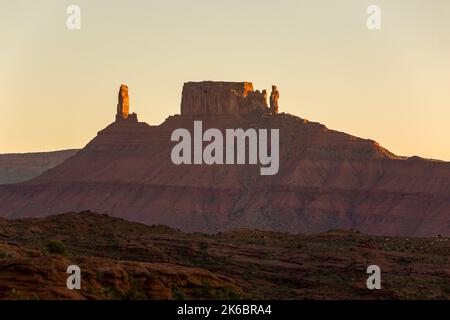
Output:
181,81,269,115
0,149,78,184
0,110,448,236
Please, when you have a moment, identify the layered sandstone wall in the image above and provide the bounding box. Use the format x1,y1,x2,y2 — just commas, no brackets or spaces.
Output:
180,81,269,116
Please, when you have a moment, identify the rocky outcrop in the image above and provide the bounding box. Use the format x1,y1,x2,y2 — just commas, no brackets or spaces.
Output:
116,84,138,123
0,250,241,300
116,84,130,119
181,81,269,116
270,85,279,114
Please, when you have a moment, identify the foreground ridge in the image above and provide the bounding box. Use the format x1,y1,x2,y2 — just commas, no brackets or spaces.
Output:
0,211,449,300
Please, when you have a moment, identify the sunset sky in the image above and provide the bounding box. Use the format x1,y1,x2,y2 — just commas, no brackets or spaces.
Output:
1,0,449,160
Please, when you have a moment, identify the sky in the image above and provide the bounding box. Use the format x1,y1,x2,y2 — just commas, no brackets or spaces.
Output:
0,0,449,160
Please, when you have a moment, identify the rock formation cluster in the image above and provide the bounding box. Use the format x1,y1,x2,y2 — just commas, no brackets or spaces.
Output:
0,82,448,237
180,81,279,116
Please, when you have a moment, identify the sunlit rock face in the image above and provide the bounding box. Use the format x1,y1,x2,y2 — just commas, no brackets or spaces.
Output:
115,84,138,123
116,84,130,119
180,81,270,116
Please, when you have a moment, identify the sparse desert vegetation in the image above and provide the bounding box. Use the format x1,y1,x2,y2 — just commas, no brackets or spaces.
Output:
0,212,449,299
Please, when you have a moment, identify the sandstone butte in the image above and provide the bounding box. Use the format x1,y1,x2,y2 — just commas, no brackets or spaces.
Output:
0,81,449,236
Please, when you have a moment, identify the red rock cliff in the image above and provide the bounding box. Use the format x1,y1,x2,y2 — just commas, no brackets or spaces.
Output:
180,81,269,116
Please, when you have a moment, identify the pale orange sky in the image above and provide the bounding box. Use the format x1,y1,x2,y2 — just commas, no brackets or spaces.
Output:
1,0,449,160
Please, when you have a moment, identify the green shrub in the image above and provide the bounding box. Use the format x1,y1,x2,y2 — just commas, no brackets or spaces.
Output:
173,287,186,300
201,279,211,297
46,240,66,254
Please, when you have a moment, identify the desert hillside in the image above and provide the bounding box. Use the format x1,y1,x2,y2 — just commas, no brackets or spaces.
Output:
0,212,449,299
0,112,448,236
